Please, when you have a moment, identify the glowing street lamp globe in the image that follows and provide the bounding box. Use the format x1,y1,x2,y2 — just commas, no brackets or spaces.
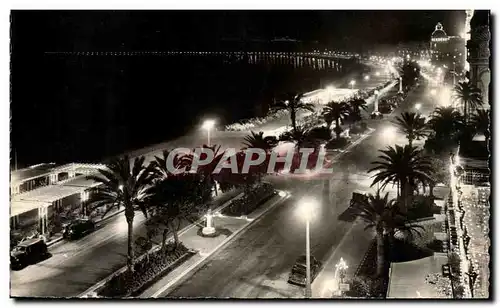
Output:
364,75,370,81
415,103,422,110
297,197,318,222
202,119,216,131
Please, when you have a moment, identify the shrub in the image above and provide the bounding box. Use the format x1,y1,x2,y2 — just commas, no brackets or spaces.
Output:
98,243,193,298
222,183,275,216
307,126,332,141
325,137,350,149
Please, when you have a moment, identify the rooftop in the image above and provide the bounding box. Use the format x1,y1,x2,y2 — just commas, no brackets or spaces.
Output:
10,163,58,185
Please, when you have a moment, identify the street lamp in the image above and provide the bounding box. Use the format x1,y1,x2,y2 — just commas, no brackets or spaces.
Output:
336,258,348,282
415,103,422,111
202,119,216,146
349,80,356,89
364,75,370,81
298,197,319,298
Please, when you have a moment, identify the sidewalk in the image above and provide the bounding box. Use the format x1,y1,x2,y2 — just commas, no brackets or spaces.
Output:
312,219,376,298
140,192,289,298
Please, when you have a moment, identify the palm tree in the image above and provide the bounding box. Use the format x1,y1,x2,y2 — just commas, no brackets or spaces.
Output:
352,190,422,276
322,101,351,139
145,172,210,252
427,106,463,140
243,131,278,152
453,81,482,124
393,112,428,147
279,125,319,149
398,62,420,91
87,155,153,272
369,145,434,211
272,93,315,133
346,98,368,127
471,109,490,141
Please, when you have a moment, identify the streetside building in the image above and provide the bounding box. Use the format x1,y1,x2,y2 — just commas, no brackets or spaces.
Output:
430,22,466,74
466,10,490,108
10,163,105,238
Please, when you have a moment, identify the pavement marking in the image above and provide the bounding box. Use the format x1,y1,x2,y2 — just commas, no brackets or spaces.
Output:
150,194,290,298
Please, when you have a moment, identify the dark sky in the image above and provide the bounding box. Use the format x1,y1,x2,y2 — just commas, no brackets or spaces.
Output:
10,10,467,166
11,10,466,51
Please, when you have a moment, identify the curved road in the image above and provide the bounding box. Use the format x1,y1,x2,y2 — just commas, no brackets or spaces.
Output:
161,84,436,298
10,63,398,298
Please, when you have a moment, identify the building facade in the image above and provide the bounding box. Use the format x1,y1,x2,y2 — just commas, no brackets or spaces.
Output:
467,10,490,107
430,22,466,73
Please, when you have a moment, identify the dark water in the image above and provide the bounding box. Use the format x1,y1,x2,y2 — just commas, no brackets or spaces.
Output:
11,54,361,167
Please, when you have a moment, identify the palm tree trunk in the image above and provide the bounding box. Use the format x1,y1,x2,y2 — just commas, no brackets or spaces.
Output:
161,228,169,254
335,118,341,139
376,227,385,277
291,109,297,132
387,229,395,262
125,210,135,272
402,180,409,212
464,102,468,125
168,220,179,249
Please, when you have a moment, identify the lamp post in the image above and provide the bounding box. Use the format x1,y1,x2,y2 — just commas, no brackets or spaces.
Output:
349,80,356,89
298,197,318,298
373,90,380,113
202,119,216,146
335,257,348,296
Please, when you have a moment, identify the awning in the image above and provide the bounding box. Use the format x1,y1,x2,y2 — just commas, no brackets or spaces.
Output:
10,200,51,217
387,255,451,298
10,175,103,217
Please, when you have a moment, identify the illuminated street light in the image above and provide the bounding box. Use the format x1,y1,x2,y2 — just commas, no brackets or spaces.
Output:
349,80,356,89
415,103,422,111
375,72,380,77
335,257,349,283
382,126,397,139
202,119,216,146
364,75,370,81
298,197,319,298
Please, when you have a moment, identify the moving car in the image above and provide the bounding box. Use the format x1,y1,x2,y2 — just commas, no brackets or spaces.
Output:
63,218,95,240
10,238,50,270
288,255,322,286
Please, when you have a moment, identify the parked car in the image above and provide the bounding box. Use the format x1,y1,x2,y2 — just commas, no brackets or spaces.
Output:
63,218,95,240
378,102,393,114
10,238,50,270
288,255,322,286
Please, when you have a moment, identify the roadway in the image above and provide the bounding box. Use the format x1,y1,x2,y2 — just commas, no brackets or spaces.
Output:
158,83,438,298
10,63,396,298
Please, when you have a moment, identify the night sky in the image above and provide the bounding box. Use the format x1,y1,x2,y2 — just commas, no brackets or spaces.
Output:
12,10,466,51
11,10,466,167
